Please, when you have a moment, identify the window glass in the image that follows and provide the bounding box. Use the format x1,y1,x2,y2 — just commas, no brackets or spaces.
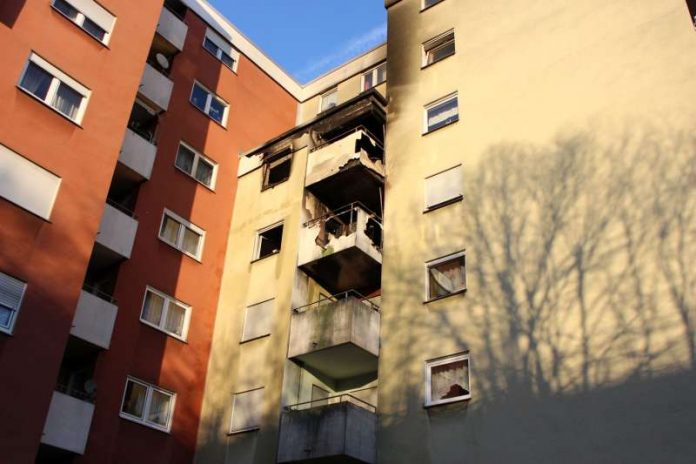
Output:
181,228,201,256
424,32,455,66
53,0,78,19
220,52,235,68
426,354,471,406
427,253,466,299
203,37,219,55
208,98,225,123
82,17,106,41
320,89,337,112
20,63,52,100
426,95,458,132
53,83,82,119
148,389,173,426
191,84,208,111
164,303,186,336
142,290,165,326
160,216,180,243
423,0,444,8
175,145,195,174
0,272,26,333
122,380,147,418
195,159,214,185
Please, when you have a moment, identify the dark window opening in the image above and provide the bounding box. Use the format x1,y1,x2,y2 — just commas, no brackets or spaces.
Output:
687,1,696,26
263,150,292,189
163,0,187,19
127,100,158,142
256,224,283,259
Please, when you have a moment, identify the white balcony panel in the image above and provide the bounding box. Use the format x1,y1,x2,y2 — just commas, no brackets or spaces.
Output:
71,290,117,349
139,63,174,112
41,391,94,455
119,129,156,180
96,204,138,259
156,7,188,51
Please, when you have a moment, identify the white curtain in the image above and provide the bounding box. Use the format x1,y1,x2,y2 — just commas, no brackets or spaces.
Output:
53,83,82,119
182,228,200,255
164,303,186,336
142,291,165,325
123,381,147,418
429,258,465,298
432,360,469,400
147,390,172,426
175,146,195,174
160,217,180,244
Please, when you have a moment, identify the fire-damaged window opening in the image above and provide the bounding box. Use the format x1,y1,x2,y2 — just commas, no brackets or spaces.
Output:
254,222,283,260
688,0,696,26
312,203,383,251
262,149,292,189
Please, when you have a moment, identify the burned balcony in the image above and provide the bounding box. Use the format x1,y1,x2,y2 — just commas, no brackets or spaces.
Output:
305,128,384,213
278,395,376,464
289,291,380,384
298,203,382,295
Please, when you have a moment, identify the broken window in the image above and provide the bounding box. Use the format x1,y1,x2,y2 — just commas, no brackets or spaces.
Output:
263,150,292,188
254,222,283,260
426,251,466,300
425,353,471,406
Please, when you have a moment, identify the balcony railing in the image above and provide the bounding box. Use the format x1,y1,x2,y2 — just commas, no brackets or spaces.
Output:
304,202,382,251
285,393,376,413
292,290,379,313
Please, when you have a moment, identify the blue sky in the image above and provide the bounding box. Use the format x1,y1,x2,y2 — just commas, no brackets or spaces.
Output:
208,1,387,84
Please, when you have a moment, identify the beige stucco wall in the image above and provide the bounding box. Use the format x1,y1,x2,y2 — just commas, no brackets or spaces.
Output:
379,0,696,463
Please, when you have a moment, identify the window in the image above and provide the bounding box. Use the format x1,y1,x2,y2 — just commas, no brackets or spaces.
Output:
0,144,61,220
362,63,386,91
253,223,283,260
51,0,115,45
120,377,176,432
422,0,445,10
241,299,274,342
0,272,27,335
262,149,292,188
190,81,229,126
203,28,240,72
229,388,263,433
425,165,462,211
158,209,205,261
424,92,458,133
140,287,191,340
18,53,91,124
423,30,455,67
425,353,470,406
426,251,466,301
319,88,338,112
175,142,217,189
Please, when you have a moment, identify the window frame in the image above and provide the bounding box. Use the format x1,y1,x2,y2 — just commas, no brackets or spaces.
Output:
158,208,206,261
424,352,471,407
202,29,240,73
189,81,229,127
240,298,274,342
174,141,218,190
318,87,338,113
262,149,292,189
422,30,455,68
119,377,176,432
425,250,467,302
0,272,27,336
361,62,387,91
139,286,192,341
51,0,113,45
229,387,264,434
424,164,463,212
423,92,459,134
421,0,445,12
253,222,284,261
17,53,91,125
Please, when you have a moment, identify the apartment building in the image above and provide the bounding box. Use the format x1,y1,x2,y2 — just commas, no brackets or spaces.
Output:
0,0,298,463
2,0,695,463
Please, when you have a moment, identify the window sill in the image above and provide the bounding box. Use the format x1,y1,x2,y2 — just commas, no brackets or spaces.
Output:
158,237,203,263
119,413,171,434
251,251,280,264
240,333,270,344
189,101,228,129
174,166,217,192
17,87,84,128
140,319,189,343
227,426,260,436
421,53,455,70
424,395,471,408
424,288,467,304
422,118,458,136
423,195,463,213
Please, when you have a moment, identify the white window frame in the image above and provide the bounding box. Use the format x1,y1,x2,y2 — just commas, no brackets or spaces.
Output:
139,286,192,341
241,298,274,342
425,352,471,407
318,88,338,113
119,377,176,432
229,387,264,434
17,53,91,125
158,208,206,261
51,0,114,45
202,28,240,73
361,62,386,91
190,81,229,127
174,142,218,190
423,92,458,134
253,221,284,261
422,30,455,68
424,164,463,211
0,272,27,335
425,250,467,301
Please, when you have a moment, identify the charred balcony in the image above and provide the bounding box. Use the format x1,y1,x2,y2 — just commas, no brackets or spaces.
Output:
298,203,382,296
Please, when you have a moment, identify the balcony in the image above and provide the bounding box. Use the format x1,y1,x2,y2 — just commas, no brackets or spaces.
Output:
298,203,382,295
95,202,138,261
70,288,118,349
118,128,156,181
306,128,384,213
278,395,376,464
156,7,188,52
289,292,379,383
41,391,95,455
138,63,174,112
